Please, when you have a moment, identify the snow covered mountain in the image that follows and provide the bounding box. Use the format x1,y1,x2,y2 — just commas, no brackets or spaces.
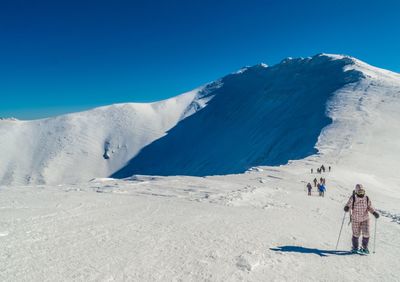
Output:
1,54,400,185
1,54,400,281
0,87,215,185
113,54,362,177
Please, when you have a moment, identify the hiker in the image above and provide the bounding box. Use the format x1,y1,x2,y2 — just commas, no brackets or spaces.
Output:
344,184,379,254
329,166,331,172
311,168,313,174
313,178,318,187
320,177,323,184
318,183,326,197
307,182,312,196
322,178,326,185
317,168,321,174
321,165,325,173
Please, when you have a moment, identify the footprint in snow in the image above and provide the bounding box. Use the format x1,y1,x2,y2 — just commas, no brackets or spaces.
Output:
236,251,262,271
259,178,267,183
378,209,400,224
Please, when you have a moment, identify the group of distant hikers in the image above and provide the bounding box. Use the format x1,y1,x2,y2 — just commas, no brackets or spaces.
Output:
305,165,380,254
306,165,330,197
310,164,330,174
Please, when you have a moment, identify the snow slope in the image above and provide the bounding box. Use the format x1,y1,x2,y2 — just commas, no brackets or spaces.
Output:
0,86,216,185
113,54,365,177
315,56,400,193
1,164,400,281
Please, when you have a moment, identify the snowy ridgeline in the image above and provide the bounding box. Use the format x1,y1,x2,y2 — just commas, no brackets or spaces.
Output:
1,53,400,186
0,86,214,185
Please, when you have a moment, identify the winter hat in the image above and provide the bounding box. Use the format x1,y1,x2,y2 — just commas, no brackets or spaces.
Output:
355,184,365,196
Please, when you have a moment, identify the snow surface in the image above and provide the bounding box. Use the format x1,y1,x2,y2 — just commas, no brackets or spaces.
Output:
1,54,400,281
1,163,400,281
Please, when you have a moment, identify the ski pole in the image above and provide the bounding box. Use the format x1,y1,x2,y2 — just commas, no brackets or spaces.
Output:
373,217,377,254
335,212,347,250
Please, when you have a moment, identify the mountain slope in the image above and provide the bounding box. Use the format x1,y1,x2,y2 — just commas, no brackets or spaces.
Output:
0,88,213,185
1,54,400,185
112,54,365,177
314,56,400,191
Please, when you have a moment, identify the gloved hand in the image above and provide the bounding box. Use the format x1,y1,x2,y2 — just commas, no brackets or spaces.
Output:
373,211,380,219
344,206,350,212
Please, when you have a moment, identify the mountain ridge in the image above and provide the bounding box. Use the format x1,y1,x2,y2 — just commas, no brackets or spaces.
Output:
1,54,399,185
112,54,366,177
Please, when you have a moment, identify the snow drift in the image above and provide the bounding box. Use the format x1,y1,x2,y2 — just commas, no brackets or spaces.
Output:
1,53,399,185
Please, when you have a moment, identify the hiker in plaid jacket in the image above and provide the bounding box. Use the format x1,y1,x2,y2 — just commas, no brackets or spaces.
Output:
344,184,379,253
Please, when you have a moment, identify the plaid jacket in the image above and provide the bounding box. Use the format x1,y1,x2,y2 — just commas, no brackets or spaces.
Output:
346,195,375,222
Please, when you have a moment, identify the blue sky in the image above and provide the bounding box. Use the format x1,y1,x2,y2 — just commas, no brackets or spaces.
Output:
1,0,399,119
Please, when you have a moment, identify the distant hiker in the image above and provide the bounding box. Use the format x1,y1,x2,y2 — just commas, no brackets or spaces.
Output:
318,183,326,197
322,178,326,185
344,184,379,254
307,182,312,196
320,177,323,184
321,165,325,173
317,168,321,174
311,168,313,174
329,166,331,172
313,178,318,187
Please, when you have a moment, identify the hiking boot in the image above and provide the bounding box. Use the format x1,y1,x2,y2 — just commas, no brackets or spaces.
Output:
351,248,359,254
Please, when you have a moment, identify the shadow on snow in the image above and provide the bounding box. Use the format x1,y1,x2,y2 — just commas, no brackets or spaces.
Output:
270,246,353,257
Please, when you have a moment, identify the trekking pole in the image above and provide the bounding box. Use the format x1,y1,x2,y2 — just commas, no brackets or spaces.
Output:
335,212,347,250
373,217,377,254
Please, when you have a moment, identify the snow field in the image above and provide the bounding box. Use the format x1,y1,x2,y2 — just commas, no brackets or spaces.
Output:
1,161,399,281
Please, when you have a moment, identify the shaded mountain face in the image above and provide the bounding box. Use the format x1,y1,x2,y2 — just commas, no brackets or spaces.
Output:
112,55,364,178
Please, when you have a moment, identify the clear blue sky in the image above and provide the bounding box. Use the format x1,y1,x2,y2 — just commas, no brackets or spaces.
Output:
1,0,399,119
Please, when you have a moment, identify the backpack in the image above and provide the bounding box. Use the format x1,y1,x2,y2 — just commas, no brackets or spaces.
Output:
352,193,369,209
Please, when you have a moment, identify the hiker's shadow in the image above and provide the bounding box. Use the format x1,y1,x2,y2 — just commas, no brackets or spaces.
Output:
270,246,353,257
